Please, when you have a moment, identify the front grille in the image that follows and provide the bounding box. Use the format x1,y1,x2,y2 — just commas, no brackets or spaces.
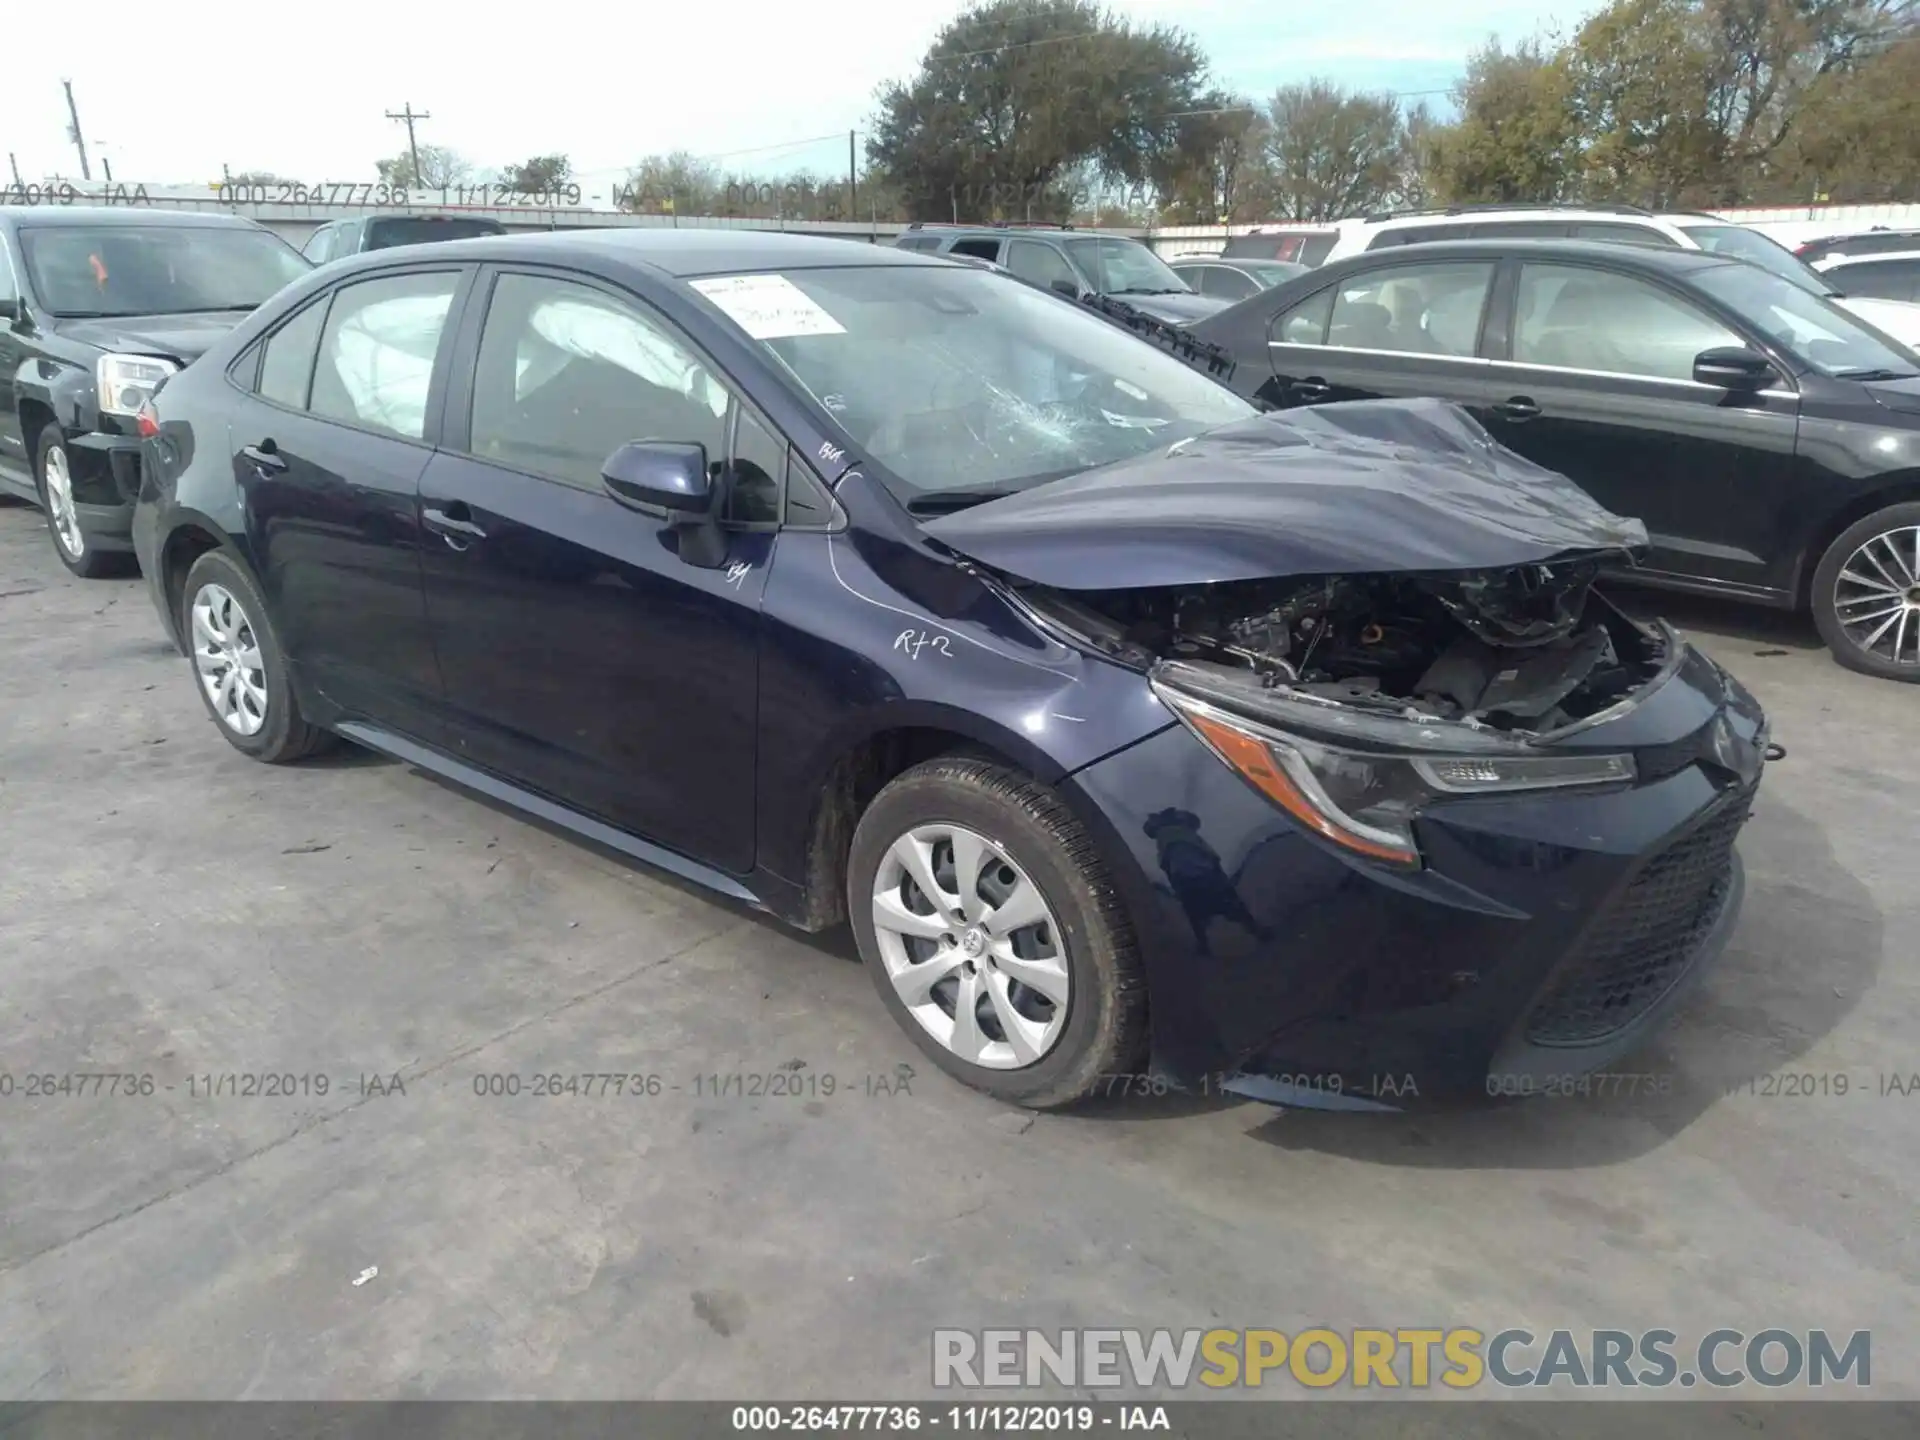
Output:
1525,789,1753,1046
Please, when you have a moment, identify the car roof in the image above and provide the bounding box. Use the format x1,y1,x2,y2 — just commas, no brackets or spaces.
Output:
1320,236,1729,273
319,226,952,278
0,205,267,230
1822,249,1920,265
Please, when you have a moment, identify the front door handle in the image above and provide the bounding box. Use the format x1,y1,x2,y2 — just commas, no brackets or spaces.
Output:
1287,377,1331,401
240,441,287,473
1492,397,1542,422
422,504,487,546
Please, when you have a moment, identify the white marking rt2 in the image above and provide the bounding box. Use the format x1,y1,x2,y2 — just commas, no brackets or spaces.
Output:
894,628,953,659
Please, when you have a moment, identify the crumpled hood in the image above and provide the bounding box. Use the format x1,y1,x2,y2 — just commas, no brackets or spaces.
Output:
52,310,255,364
1112,290,1229,325
922,397,1649,590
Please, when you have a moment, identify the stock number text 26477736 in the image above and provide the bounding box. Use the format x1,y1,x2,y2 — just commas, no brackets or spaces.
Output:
215,180,584,208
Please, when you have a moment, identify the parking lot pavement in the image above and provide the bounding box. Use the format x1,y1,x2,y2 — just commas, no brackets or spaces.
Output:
0,496,1915,1411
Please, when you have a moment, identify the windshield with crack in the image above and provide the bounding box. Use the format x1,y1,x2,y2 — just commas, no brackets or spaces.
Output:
699,265,1253,498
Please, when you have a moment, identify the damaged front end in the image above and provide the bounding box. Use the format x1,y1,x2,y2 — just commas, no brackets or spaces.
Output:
1013,561,1671,867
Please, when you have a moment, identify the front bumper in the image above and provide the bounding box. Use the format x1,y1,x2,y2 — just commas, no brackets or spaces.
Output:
1065,645,1768,1107
65,431,144,553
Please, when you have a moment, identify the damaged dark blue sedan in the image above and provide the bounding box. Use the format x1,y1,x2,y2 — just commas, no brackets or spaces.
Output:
132,230,1773,1110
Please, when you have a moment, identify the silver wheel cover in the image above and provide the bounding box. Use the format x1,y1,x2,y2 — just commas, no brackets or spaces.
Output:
191,583,270,736
43,445,84,559
871,822,1070,1070
1834,524,1920,668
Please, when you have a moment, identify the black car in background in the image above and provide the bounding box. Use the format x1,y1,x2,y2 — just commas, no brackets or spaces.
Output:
1187,238,1920,681
301,213,509,265
0,206,312,575
132,230,1771,1110
1168,255,1308,301
893,223,1229,324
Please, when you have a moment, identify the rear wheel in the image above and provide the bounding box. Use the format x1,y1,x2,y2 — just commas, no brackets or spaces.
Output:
180,549,334,762
847,756,1146,1109
1811,502,1920,682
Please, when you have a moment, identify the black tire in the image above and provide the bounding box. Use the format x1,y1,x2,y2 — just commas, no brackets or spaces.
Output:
1810,500,1920,683
847,756,1147,1109
179,549,335,762
35,423,126,579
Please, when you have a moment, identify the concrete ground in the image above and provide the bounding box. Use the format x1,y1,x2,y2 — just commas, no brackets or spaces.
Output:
0,497,1914,1418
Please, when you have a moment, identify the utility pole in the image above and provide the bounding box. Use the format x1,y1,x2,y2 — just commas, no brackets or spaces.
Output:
7,153,21,188
386,104,430,183
847,130,857,222
62,79,92,181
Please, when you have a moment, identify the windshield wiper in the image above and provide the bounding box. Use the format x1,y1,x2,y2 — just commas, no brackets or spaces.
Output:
905,487,1021,516
1834,367,1919,381
1111,287,1184,296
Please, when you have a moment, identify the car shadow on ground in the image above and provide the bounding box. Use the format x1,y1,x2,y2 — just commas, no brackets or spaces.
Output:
1242,791,1881,1168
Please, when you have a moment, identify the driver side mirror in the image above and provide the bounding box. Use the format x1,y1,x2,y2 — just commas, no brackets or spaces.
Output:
1693,345,1773,391
601,441,728,568
1050,278,1080,300
0,298,19,323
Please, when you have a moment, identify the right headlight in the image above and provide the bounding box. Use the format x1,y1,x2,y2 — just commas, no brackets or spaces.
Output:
1154,684,1636,869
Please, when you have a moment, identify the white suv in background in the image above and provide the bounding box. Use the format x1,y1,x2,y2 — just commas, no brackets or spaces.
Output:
1221,205,1920,349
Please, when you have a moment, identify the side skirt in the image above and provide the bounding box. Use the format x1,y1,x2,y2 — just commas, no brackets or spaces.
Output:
333,720,765,909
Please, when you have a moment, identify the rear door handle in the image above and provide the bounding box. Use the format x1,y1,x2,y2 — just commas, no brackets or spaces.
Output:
1288,378,1331,401
422,504,487,545
240,442,286,473
1492,397,1541,422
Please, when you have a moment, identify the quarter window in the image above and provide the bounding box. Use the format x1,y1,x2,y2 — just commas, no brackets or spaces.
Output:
1514,264,1742,381
302,226,334,264
1274,287,1335,344
309,271,460,440
948,239,1002,262
468,273,730,492
1326,261,1495,356
257,299,328,410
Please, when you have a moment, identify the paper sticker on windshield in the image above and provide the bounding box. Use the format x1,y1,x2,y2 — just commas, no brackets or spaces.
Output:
691,274,846,338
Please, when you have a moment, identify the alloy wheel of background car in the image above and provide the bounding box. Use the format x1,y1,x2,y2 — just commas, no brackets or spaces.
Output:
178,550,335,763
1812,502,1920,682
34,426,118,580
42,444,85,562
847,756,1147,1109
1833,526,1920,665
191,583,271,737
870,821,1072,1070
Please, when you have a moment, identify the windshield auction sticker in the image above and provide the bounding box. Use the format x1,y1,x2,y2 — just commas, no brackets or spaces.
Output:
691,274,847,339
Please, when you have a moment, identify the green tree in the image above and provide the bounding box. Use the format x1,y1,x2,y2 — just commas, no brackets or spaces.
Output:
867,0,1215,222
375,144,472,190
1254,80,1410,220
497,154,572,191
617,151,722,214
1775,33,1920,199
1425,38,1580,204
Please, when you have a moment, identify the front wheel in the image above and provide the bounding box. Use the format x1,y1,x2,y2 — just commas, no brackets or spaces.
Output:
36,425,121,579
180,549,334,762
1811,502,1920,682
847,756,1146,1109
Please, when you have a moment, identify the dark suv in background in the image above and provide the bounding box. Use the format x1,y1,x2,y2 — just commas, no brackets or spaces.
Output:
0,206,311,575
894,223,1228,324
301,213,508,265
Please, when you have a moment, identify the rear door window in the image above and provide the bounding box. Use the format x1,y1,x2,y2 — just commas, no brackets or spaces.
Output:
1201,265,1259,300
948,238,1002,262
1273,287,1335,344
1326,261,1496,356
1004,239,1080,292
309,270,462,440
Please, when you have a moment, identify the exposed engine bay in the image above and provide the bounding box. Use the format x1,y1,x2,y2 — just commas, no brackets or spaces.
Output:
1018,560,1669,735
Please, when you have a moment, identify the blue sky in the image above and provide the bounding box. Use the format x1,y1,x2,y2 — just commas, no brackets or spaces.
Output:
0,1,1592,196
